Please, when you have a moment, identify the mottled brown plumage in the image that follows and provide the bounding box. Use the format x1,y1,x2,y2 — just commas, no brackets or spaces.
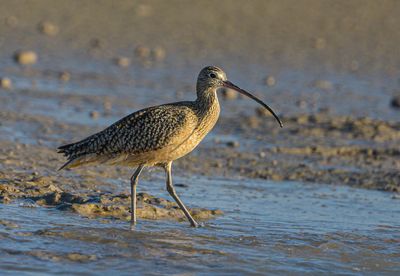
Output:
58,66,282,229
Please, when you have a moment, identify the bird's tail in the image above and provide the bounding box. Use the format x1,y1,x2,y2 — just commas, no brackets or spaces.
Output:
57,142,78,170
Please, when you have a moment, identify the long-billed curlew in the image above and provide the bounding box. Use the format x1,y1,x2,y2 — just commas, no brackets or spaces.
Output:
58,66,282,229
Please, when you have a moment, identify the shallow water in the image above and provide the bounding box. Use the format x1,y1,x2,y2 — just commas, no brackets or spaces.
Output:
1,178,399,275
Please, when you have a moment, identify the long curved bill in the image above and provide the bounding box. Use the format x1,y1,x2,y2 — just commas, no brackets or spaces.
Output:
223,81,283,128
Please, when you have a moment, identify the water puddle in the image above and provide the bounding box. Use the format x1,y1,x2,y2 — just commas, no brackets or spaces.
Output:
1,179,399,274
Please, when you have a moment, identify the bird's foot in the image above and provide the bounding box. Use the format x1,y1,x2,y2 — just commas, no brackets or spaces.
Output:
130,222,136,231
190,221,204,228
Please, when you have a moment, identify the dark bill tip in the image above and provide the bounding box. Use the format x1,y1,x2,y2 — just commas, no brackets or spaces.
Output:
223,81,283,128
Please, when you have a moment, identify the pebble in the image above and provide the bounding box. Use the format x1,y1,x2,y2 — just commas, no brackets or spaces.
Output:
14,50,38,65
0,77,12,89
103,100,112,112
226,141,240,148
314,37,327,49
115,56,131,67
296,100,307,109
152,46,166,61
390,96,400,109
136,4,152,17
264,76,276,87
221,88,238,100
38,21,59,36
90,38,103,49
5,16,18,27
59,71,70,82
255,106,271,117
313,80,333,90
89,111,100,119
350,60,359,71
135,46,150,58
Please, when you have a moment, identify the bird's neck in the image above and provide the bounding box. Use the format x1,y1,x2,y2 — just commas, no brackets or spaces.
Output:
194,88,220,141
196,88,220,114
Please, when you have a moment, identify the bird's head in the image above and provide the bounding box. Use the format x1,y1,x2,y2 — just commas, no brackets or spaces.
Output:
196,66,283,128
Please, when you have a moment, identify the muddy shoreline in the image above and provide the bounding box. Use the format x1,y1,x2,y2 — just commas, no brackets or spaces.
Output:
1,101,398,223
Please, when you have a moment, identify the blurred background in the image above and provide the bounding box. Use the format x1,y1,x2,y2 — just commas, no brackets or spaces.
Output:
0,1,399,274
1,0,400,120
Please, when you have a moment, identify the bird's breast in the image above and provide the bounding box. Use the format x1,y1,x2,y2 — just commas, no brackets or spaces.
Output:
171,101,220,158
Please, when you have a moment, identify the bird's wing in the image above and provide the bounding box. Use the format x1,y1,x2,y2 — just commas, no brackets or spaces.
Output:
58,103,198,167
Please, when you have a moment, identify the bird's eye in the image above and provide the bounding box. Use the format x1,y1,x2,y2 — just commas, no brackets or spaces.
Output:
209,73,217,79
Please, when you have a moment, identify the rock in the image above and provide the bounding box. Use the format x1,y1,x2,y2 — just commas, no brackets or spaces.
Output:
67,253,97,262
314,37,327,50
313,80,333,90
221,88,238,100
152,46,166,61
14,50,38,65
89,111,100,119
136,4,152,17
89,38,103,49
103,100,112,112
390,96,400,109
255,106,271,117
5,16,18,27
59,71,70,82
135,46,150,58
264,76,276,87
38,21,59,36
114,56,131,67
350,60,359,71
0,77,12,89
226,141,240,148
0,219,18,229
296,100,307,109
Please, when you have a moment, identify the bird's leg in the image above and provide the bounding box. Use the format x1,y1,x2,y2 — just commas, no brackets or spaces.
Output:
130,164,144,230
164,162,199,227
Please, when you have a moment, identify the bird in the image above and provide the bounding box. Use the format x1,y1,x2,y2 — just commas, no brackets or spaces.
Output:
58,66,282,229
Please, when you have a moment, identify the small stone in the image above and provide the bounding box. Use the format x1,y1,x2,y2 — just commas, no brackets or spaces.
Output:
255,106,271,117
259,152,266,158
296,114,309,124
314,37,326,49
350,60,359,71
313,80,333,90
38,21,59,36
221,88,238,100
115,56,131,67
135,46,150,58
264,76,276,87
5,16,18,27
226,141,240,148
89,111,100,119
14,50,38,65
0,77,12,89
103,100,112,112
136,4,152,17
296,100,307,109
152,46,166,61
391,96,400,109
59,71,70,82
89,38,103,49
